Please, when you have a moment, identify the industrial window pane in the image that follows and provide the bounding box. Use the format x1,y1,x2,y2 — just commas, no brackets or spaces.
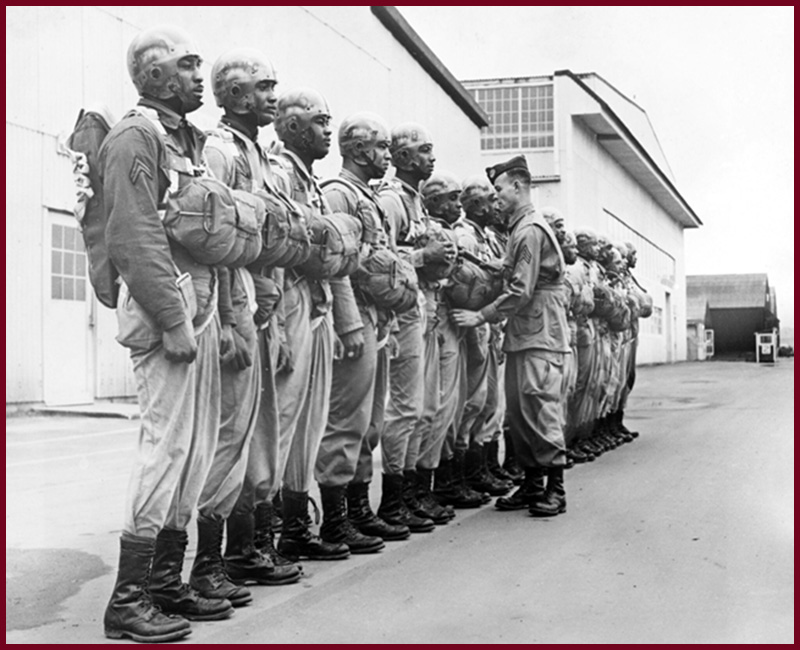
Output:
52,224,63,248
74,235,84,252
64,226,76,250
76,278,86,301
63,251,75,276
64,277,75,300
52,250,62,274
51,276,63,300
75,253,86,277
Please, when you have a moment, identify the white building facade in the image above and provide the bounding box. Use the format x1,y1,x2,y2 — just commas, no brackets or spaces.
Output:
6,6,487,406
462,71,702,364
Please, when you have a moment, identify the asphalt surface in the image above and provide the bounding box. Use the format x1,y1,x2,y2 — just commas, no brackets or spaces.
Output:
6,359,794,643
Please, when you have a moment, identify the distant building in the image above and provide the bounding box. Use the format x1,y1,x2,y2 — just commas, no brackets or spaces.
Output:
6,6,487,406
462,71,703,365
686,274,779,357
686,296,712,361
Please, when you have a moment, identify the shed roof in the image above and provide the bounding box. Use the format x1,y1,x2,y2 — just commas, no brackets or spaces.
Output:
686,296,710,324
686,274,769,310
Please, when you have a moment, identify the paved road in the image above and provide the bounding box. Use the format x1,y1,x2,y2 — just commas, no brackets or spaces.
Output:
6,360,793,643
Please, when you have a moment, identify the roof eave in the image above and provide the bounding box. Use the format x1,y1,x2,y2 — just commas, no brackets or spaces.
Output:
371,6,489,128
555,70,702,229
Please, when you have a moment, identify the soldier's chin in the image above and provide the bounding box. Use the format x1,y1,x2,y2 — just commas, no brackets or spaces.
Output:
183,95,203,114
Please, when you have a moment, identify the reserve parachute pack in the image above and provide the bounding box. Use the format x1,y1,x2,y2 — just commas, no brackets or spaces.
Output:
414,224,458,282
444,251,505,311
296,211,363,280
204,127,311,271
64,105,265,308
320,177,418,313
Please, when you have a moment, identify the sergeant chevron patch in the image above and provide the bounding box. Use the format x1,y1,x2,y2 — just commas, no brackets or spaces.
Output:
129,156,153,185
519,243,532,265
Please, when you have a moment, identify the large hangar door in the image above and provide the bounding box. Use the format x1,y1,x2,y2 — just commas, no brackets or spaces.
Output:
43,211,94,405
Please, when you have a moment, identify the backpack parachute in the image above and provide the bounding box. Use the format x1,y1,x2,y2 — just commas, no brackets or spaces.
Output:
65,106,118,308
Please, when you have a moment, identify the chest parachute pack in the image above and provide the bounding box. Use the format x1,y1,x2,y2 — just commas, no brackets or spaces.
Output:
321,177,418,313
65,106,265,308
296,210,363,280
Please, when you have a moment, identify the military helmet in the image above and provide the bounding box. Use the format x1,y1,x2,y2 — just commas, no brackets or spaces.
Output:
274,87,331,147
127,25,202,97
212,48,276,114
338,112,389,158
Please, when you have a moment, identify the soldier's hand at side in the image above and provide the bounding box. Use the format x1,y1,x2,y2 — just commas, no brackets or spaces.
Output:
162,320,197,363
219,324,236,365
230,329,253,371
388,335,400,360
276,340,293,373
450,309,485,328
422,237,456,264
339,330,365,361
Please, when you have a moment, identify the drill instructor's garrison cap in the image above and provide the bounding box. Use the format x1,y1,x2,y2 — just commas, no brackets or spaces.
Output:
485,154,529,185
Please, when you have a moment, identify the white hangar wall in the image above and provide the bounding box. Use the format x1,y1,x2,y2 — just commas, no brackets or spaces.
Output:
6,6,483,405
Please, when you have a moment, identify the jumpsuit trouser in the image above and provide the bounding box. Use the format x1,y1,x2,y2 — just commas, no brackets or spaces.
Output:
122,304,221,538
315,303,378,487
504,349,567,469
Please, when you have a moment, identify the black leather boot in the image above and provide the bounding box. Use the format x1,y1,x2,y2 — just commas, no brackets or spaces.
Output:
486,439,517,483
149,528,233,621
319,484,384,554
529,467,567,516
415,468,454,523
253,502,303,576
271,490,284,529
433,456,483,508
346,481,410,541
104,533,192,643
224,512,300,585
401,469,449,524
495,468,546,511
466,444,513,496
377,473,435,533
189,515,252,607
502,431,524,485
277,489,351,560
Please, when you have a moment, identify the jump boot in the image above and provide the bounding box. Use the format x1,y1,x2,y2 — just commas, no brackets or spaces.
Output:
224,511,300,585
189,514,252,606
319,484,384,554
402,469,451,525
486,439,518,484
253,502,303,578
377,473,435,533
495,468,546,511
346,481,411,541
415,468,455,523
277,489,351,560
104,532,192,643
148,528,233,621
433,456,484,508
529,467,567,516
465,443,513,496
501,430,524,485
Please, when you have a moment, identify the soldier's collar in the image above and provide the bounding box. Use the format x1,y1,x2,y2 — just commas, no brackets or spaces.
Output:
138,97,187,131
220,114,258,142
507,203,535,231
464,217,486,235
279,147,315,182
340,168,372,193
394,176,422,198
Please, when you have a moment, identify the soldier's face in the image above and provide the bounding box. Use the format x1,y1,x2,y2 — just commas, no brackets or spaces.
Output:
253,80,278,126
435,190,462,224
173,55,204,113
405,141,436,180
627,250,638,268
301,112,333,160
550,217,566,243
493,174,519,217
364,128,392,179
562,239,578,265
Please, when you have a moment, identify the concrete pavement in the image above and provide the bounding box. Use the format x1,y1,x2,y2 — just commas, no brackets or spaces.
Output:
6,359,793,643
